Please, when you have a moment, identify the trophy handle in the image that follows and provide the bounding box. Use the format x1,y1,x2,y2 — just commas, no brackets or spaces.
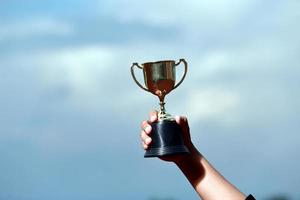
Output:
131,63,149,92
173,58,188,90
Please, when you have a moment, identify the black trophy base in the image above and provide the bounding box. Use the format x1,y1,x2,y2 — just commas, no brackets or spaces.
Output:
144,120,190,158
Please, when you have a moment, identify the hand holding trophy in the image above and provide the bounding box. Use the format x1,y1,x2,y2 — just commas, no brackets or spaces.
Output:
131,59,190,158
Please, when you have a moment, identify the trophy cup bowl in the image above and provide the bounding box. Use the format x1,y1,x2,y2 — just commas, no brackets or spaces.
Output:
131,59,190,158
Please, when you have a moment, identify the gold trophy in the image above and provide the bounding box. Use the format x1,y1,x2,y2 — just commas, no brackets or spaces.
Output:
131,59,190,157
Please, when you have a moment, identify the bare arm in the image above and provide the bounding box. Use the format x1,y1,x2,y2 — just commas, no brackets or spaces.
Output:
175,145,245,200
140,111,246,200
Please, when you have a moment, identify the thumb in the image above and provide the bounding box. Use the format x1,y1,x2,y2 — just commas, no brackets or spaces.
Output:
175,115,191,144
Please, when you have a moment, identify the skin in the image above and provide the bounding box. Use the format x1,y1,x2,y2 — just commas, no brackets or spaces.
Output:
140,110,246,200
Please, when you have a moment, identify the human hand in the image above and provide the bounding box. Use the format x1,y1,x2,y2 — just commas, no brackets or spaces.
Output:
140,110,198,163
141,111,248,200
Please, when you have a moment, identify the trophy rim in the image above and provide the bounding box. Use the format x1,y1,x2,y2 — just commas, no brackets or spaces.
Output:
142,60,175,66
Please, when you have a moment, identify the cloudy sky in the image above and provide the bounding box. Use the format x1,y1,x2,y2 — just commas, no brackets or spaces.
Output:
1,0,300,199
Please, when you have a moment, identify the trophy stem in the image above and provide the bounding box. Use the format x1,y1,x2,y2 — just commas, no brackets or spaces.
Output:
158,100,173,121
159,101,166,114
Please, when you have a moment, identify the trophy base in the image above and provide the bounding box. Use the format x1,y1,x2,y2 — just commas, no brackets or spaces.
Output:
144,120,190,158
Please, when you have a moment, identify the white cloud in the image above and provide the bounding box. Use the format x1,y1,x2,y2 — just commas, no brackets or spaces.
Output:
35,46,116,110
185,88,240,125
192,50,233,78
0,17,73,41
102,0,257,29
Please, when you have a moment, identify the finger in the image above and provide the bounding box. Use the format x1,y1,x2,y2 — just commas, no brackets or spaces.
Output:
175,115,188,126
149,110,158,122
140,122,152,135
175,115,190,138
140,131,152,144
142,142,149,150
141,120,148,129
141,120,152,133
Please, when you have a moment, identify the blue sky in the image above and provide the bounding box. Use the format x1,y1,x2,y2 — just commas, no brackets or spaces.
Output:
1,1,300,199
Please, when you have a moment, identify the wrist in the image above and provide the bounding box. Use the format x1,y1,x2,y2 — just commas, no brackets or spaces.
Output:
175,143,202,167
174,144,205,189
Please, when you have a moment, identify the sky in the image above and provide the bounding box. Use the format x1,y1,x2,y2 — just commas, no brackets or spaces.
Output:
0,0,300,199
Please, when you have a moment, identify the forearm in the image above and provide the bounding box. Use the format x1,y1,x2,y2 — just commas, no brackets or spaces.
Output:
175,145,246,200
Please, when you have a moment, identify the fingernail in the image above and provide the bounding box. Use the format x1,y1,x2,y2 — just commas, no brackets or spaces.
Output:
145,137,152,144
144,125,151,133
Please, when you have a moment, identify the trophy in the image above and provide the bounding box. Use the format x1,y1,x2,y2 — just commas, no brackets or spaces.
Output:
131,59,190,157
